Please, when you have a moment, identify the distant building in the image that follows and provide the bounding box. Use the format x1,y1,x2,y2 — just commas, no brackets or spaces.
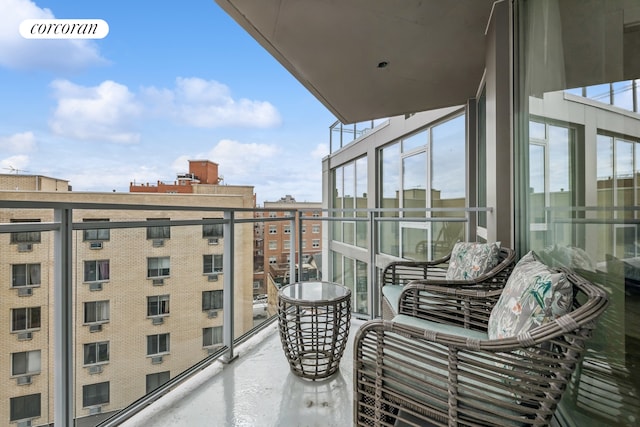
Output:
262,195,322,286
0,171,256,425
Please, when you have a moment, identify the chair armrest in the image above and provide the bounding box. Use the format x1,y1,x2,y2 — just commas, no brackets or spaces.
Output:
397,282,503,330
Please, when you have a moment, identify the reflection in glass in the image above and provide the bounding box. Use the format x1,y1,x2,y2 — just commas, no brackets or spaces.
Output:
402,152,427,218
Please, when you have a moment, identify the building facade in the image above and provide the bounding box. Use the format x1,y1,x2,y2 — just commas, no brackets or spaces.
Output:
262,196,322,286
1,175,255,425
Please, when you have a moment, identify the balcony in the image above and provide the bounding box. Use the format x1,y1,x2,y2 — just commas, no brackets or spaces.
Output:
0,193,479,426
1,192,635,426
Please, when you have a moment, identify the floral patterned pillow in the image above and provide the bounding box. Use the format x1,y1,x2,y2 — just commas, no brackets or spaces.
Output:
487,251,572,340
445,241,501,280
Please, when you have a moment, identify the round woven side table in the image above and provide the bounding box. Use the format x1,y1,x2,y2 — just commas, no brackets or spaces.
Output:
277,281,351,380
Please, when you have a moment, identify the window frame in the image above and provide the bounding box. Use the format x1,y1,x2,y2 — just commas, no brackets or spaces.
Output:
147,256,170,278
83,341,109,366
10,393,40,421
83,259,110,283
146,218,171,239
147,295,170,317
11,307,41,332
202,254,224,274
82,381,110,408
84,300,110,324
12,350,41,376
83,219,110,241
11,263,41,288
146,333,170,356
202,290,223,311
146,371,170,394
202,221,223,238
203,326,223,347
10,219,41,244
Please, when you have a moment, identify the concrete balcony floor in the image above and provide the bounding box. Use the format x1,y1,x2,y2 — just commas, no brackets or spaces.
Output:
122,318,365,427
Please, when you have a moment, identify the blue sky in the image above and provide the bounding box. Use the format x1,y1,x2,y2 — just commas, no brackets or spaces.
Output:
0,0,335,203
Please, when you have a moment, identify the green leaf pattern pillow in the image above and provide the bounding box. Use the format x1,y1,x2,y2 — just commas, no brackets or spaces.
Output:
445,241,501,280
488,251,572,340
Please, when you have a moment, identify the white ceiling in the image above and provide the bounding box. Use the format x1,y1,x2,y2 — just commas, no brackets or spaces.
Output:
215,0,496,124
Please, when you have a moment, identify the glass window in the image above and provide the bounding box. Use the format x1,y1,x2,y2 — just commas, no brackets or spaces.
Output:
283,240,290,250
312,239,320,248
268,225,277,234
202,290,223,310
312,225,320,233
83,342,109,365
84,260,110,282
147,257,170,277
11,307,41,331
146,371,170,394
83,219,110,241
82,382,109,407
283,225,291,234
203,254,223,274
147,219,170,239
10,393,40,421
84,301,109,324
147,295,170,317
268,240,277,250
402,129,427,152
10,219,41,244
202,221,223,238
12,264,41,287
147,333,169,355
517,2,640,424
269,256,277,264
12,350,41,375
203,326,223,347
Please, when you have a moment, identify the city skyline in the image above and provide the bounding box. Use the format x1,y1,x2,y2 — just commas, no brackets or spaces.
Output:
0,0,335,203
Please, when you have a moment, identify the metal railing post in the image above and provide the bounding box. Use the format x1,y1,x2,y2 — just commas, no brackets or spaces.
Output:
222,210,237,363
289,213,296,283
54,208,73,426
297,211,303,282
368,210,379,318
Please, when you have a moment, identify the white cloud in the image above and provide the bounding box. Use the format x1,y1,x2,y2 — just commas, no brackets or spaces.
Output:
143,77,282,128
1,154,30,174
0,0,107,71
0,131,36,152
174,138,325,203
49,79,142,143
206,139,280,177
311,143,329,160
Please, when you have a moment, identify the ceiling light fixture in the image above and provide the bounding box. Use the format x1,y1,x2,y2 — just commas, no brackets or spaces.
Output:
377,61,389,68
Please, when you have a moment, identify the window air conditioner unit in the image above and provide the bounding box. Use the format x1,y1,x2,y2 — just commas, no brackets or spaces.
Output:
152,317,164,325
152,239,165,247
151,356,163,364
208,310,218,319
89,324,103,332
207,273,218,282
17,243,33,252
89,282,103,291
17,420,32,427
18,287,33,296
152,278,164,286
17,332,33,341
89,241,103,250
16,375,32,385
208,238,219,245
89,406,102,415
88,365,103,374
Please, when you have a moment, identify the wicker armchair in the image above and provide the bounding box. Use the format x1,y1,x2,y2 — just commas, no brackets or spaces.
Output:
354,269,609,427
381,246,516,320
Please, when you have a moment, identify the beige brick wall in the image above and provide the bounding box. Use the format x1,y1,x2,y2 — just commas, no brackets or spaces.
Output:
0,189,255,424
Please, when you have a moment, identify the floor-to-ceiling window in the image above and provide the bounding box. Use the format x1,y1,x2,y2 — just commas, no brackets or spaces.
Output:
379,113,466,262
516,1,640,425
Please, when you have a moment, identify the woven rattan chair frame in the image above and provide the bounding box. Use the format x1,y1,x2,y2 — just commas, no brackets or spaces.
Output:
355,269,609,427
381,247,516,320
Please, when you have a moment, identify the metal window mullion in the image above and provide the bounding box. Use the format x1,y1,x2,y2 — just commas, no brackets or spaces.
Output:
297,212,303,282
222,211,236,363
54,208,73,427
